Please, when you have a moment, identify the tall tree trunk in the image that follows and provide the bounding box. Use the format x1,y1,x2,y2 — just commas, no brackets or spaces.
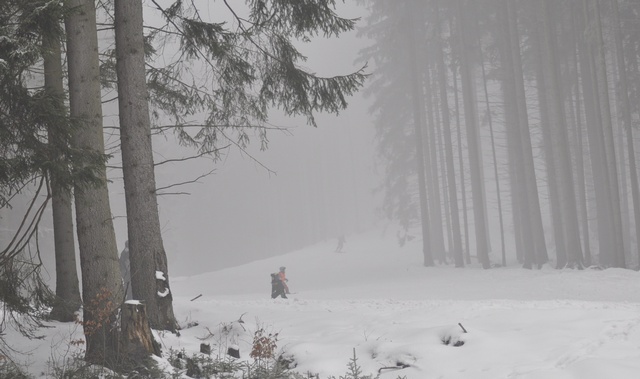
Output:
611,0,638,266
424,68,446,263
626,118,640,268
592,0,626,268
507,0,548,266
407,5,433,267
540,0,584,267
532,15,567,268
496,2,523,265
480,45,506,266
456,0,490,268
577,0,614,267
435,0,463,267
65,0,124,366
432,85,453,258
115,0,178,331
570,9,593,266
44,22,82,323
498,0,532,268
451,49,471,265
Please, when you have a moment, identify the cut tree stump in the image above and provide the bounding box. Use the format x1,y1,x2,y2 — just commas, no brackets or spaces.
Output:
121,301,161,358
200,343,211,355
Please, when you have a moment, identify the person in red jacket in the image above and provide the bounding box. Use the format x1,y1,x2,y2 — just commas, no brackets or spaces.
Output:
278,266,290,294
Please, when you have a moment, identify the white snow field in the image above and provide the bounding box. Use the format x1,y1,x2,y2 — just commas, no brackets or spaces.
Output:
8,226,640,378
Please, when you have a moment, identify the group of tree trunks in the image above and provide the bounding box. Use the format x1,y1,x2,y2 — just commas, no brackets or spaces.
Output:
362,0,640,270
1,0,365,370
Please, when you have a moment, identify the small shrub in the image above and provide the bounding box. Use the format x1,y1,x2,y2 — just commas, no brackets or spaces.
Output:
47,351,125,379
0,358,32,379
250,328,278,361
328,349,379,379
167,348,243,378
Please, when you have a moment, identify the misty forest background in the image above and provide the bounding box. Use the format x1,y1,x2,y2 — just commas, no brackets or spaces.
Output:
2,0,640,372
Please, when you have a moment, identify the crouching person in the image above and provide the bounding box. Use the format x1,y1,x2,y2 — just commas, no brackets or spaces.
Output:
271,273,287,299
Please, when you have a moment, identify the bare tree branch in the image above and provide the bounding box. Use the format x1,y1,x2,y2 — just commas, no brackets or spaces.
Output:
154,169,216,195
154,146,230,166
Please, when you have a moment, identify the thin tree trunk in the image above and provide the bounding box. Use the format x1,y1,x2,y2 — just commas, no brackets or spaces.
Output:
592,0,626,268
570,9,593,266
611,0,638,266
627,119,640,268
407,5,433,267
451,51,470,265
532,14,567,268
578,0,613,267
435,1,463,267
424,68,446,263
496,2,523,265
456,0,490,268
432,81,454,259
44,23,82,323
480,45,506,266
540,0,584,268
498,0,531,268
65,0,124,366
115,0,178,331
507,0,548,266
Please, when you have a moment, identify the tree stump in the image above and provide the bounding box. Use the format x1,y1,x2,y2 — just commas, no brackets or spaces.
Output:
120,301,161,359
200,343,211,355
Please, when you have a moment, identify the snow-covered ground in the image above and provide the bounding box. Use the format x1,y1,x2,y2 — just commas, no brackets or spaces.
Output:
8,226,640,378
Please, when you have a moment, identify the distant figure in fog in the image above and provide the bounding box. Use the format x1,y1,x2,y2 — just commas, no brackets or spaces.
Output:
119,240,132,299
335,235,346,253
278,266,290,294
271,273,287,299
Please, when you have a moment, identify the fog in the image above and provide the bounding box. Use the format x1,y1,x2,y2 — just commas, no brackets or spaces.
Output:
107,1,379,276
4,0,640,285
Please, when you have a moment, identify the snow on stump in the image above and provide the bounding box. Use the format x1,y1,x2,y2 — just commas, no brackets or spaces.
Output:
120,300,161,361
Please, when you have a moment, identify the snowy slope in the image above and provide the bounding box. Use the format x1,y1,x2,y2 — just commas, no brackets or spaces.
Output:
9,226,640,378
166,227,640,378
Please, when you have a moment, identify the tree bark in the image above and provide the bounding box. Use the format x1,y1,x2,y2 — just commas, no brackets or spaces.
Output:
115,0,179,331
406,3,433,266
424,67,446,263
540,0,584,267
120,302,161,360
569,9,593,266
65,0,124,366
434,0,463,267
456,0,490,268
43,24,82,323
449,33,471,265
577,0,614,267
498,0,532,268
507,0,548,266
479,42,506,267
611,0,638,266
592,0,626,268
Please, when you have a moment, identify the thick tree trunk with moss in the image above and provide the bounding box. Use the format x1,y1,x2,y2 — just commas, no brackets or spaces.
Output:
115,0,178,331
65,0,124,366
43,28,82,323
